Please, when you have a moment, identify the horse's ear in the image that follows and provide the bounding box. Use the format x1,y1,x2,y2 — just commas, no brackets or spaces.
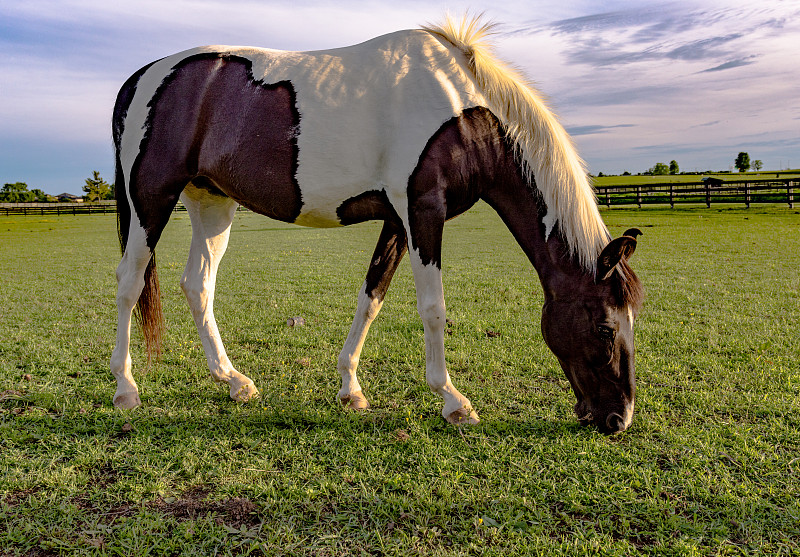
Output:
596,236,637,281
623,228,643,239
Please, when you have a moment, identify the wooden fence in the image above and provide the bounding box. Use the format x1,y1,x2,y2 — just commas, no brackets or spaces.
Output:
595,178,796,208
0,202,117,216
0,202,192,216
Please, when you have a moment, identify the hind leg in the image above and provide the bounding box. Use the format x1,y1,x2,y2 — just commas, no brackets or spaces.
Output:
181,186,258,403
338,220,407,410
110,224,152,409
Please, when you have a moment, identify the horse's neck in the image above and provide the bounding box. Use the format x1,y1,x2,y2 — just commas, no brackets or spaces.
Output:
481,160,587,296
450,107,588,294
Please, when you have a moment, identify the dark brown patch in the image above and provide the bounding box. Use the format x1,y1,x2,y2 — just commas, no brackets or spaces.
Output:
337,190,408,302
406,107,517,267
336,189,397,225
127,53,302,249
363,219,408,301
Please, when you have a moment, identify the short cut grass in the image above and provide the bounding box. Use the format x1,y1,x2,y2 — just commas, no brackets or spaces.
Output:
1,205,799,555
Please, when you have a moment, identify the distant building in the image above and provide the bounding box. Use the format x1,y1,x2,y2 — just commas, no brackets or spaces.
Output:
56,193,83,202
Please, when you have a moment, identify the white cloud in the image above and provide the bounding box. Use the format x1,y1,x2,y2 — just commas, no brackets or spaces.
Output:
496,1,800,173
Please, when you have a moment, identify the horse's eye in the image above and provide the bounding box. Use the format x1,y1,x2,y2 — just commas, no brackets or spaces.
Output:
597,325,616,341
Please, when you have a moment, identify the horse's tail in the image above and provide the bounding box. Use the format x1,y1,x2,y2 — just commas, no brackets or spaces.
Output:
113,69,165,365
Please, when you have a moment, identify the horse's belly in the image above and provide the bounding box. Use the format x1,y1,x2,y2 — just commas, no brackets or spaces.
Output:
292,179,386,228
294,208,343,228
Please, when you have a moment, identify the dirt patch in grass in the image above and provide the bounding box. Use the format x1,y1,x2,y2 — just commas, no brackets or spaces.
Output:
149,486,259,528
65,485,259,530
1,486,42,508
16,548,59,557
0,389,24,401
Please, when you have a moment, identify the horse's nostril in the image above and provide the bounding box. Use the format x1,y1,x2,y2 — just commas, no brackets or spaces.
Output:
606,413,625,433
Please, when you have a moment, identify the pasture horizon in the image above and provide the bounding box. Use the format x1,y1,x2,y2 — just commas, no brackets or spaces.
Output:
1,205,798,554
4,167,799,206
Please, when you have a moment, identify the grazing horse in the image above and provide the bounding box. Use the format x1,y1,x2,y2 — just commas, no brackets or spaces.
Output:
110,16,643,433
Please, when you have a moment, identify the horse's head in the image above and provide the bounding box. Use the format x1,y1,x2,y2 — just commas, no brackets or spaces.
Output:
540,229,643,434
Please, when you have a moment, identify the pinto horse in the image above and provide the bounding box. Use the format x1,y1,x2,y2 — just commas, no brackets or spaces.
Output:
110,17,643,433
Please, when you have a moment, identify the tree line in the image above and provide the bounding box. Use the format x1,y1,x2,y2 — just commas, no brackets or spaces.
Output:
598,152,766,178
0,171,113,203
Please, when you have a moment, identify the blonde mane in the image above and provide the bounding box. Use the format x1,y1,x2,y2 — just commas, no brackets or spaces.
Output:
422,15,610,271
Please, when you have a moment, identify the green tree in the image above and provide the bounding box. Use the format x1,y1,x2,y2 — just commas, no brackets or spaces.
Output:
30,188,54,202
649,162,669,175
753,159,763,171
735,152,750,172
1,182,34,203
83,171,112,201
669,160,679,175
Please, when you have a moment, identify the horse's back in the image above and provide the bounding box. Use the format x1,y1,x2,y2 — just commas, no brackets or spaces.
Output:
116,30,486,228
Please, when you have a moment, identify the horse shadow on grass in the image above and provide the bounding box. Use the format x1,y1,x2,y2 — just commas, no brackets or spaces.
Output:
105,391,596,447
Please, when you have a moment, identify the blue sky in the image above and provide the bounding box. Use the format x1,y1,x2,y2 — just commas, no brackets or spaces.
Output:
1,0,798,195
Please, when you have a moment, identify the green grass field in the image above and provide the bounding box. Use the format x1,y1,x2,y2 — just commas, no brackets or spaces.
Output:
1,204,799,555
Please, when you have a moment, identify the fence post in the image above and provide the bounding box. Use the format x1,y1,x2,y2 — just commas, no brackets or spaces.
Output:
606,191,610,208
789,181,794,209
669,184,674,209
705,181,711,208
745,182,750,208
636,186,642,208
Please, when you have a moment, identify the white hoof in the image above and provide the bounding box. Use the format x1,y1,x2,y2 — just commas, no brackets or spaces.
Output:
229,378,259,403
113,391,141,410
340,390,370,411
445,407,480,426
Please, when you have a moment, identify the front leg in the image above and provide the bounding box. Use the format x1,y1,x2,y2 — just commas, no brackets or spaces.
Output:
338,219,407,410
403,216,479,425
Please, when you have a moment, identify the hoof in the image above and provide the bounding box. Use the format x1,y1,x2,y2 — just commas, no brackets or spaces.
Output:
340,390,370,411
113,392,141,410
446,407,479,426
230,380,259,403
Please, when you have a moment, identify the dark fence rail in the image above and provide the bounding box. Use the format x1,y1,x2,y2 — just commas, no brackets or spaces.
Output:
595,178,796,208
0,202,117,216
0,202,194,216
